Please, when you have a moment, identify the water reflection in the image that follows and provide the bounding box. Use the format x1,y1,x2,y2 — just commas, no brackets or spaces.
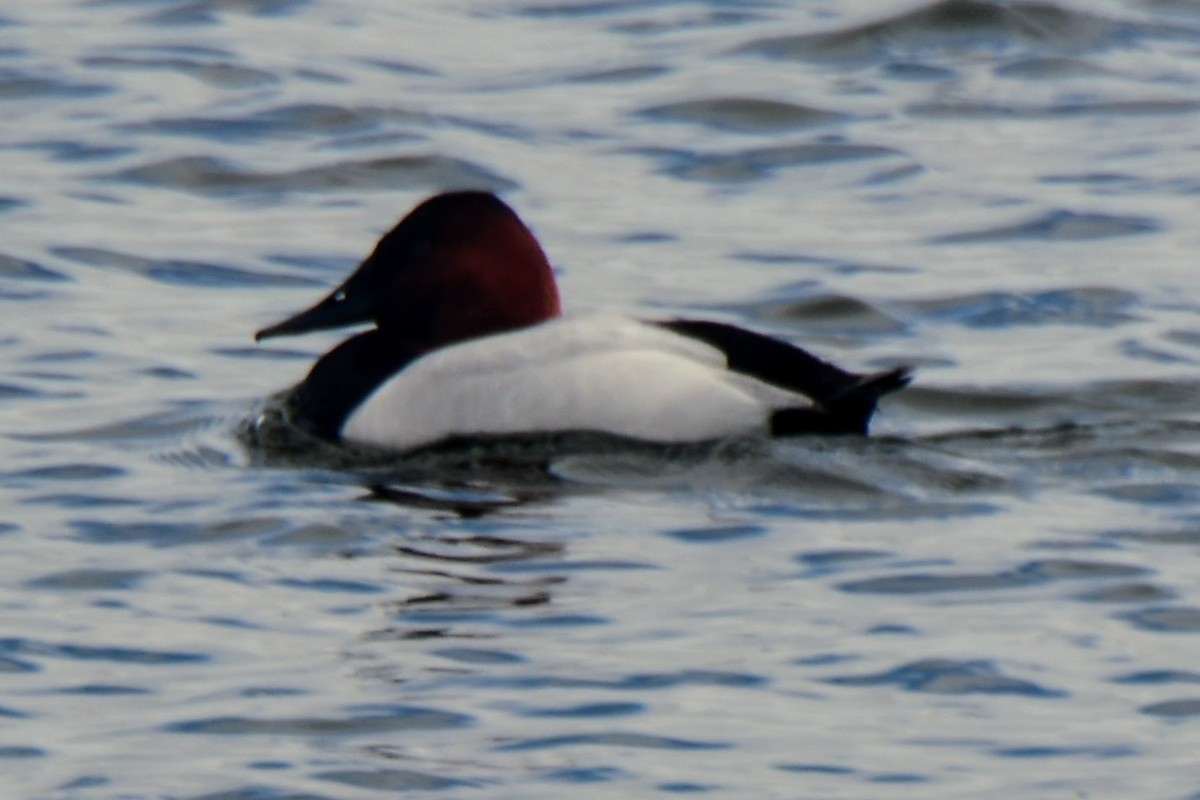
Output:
390,533,565,615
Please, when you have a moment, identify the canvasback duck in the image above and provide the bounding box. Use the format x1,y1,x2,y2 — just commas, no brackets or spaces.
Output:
256,191,911,452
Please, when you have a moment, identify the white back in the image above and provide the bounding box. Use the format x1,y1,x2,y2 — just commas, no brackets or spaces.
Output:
341,315,810,451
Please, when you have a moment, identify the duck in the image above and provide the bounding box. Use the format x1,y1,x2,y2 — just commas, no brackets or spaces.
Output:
255,191,911,453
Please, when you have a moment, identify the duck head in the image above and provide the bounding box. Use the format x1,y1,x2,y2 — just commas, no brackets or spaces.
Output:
255,191,562,351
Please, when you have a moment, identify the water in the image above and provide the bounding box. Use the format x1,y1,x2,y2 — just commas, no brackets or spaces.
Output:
4,0,1200,797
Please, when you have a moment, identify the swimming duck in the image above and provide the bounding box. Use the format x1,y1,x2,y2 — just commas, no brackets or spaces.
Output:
256,191,911,452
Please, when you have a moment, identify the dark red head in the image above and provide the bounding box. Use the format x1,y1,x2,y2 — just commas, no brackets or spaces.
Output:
256,191,562,352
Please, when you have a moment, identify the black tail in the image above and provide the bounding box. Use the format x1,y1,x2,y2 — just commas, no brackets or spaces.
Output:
659,319,912,436
770,366,912,436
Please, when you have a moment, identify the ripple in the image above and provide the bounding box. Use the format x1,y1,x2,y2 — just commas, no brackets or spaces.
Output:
776,762,856,775
508,613,608,628
1102,483,1200,505
735,292,908,335
7,463,125,481
910,98,1200,119
733,0,1199,63
1012,559,1146,579
1113,669,1200,685
1040,171,1148,191
826,658,1065,697
23,348,97,364
1121,606,1200,633
0,656,38,674
518,701,643,718
1106,528,1200,547
994,56,1109,79
26,569,148,590
634,98,848,133
566,64,670,83
167,704,471,735
136,0,312,27
0,637,206,665
110,154,516,197
16,139,133,163
1120,338,1194,365
1140,698,1200,717
497,732,729,751
275,577,384,594
67,522,188,546
0,254,69,282
991,744,1136,758
395,534,564,565
156,444,236,470
0,746,44,759
903,286,1139,328
52,246,319,289
123,103,429,142
69,515,293,546
931,210,1159,243
1075,583,1176,603
54,684,151,696
542,765,625,783
0,382,46,400
82,54,276,89
611,9,759,35
729,252,910,276
634,142,907,183
390,559,561,614
883,61,956,80
0,67,108,100
796,549,891,578
463,669,764,692
360,58,441,78
431,647,524,666
840,570,1039,594
839,558,1145,595
316,769,476,791
663,523,765,543
15,406,225,444
519,1,666,20
1166,330,1200,352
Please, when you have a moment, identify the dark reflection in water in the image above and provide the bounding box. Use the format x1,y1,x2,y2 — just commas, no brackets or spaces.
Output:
389,534,566,612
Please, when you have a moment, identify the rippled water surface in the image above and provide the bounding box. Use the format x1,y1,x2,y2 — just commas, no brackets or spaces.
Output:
5,1,1200,797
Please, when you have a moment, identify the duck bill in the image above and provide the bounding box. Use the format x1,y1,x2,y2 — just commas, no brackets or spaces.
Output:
255,272,374,342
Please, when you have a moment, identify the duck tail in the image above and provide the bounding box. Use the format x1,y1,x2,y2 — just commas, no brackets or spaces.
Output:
771,366,912,436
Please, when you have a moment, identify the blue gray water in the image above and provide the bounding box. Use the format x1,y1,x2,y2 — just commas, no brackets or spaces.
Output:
4,1,1200,797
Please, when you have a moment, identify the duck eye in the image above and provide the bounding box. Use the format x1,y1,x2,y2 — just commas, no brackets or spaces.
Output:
333,290,347,302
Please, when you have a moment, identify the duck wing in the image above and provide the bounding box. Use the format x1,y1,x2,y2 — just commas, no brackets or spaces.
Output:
660,319,911,434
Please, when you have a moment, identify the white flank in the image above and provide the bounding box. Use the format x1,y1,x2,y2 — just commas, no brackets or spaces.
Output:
340,315,810,451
